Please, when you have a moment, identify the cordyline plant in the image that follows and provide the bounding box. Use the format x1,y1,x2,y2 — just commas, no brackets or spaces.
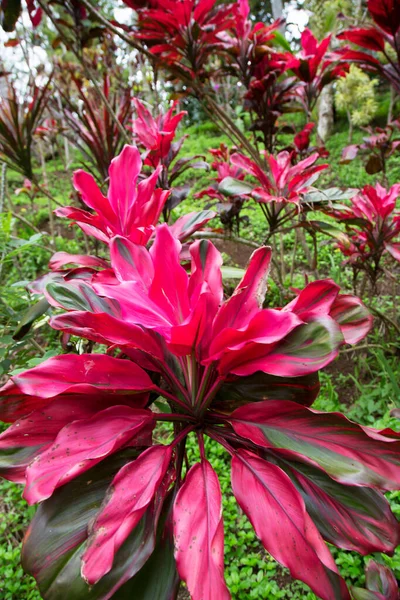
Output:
4,215,400,600
219,148,328,238
338,0,400,94
0,78,52,179
285,28,349,119
328,182,400,290
217,0,299,152
58,72,133,182
133,99,209,221
54,144,214,248
341,120,400,184
195,143,248,234
134,0,236,80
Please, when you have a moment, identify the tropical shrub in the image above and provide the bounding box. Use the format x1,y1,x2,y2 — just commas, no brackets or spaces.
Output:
340,120,400,181
328,182,400,289
219,149,328,238
0,78,52,179
338,0,400,94
195,143,248,234
133,99,209,221
3,144,400,600
58,73,133,182
335,65,378,140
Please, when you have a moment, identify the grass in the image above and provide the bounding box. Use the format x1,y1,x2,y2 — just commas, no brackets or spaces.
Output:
1,109,400,599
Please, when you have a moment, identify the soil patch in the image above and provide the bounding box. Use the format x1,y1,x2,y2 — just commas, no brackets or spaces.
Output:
212,238,255,268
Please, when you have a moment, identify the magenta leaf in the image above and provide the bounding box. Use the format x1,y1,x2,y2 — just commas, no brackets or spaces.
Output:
273,455,400,554
8,354,155,399
82,445,174,584
230,400,400,489
22,450,162,600
0,393,149,483
173,460,230,600
24,406,154,504
231,450,350,600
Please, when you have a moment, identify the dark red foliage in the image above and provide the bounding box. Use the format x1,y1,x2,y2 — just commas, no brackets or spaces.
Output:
338,0,400,93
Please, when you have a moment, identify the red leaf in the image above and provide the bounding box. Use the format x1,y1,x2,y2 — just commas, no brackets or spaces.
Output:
367,0,400,37
24,405,154,504
6,354,154,399
231,450,350,600
173,460,230,600
338,28,385,52
230,400,400,489
82,445,173,584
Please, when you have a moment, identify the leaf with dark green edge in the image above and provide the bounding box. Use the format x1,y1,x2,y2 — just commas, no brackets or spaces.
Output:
13,297,50,341
169,210,216,242
230,399,400,489
269,452,400,555
46,281,120,316
218,177,254,197
115,490,180,600
302,221,350,246
350,588,385,600
22,449,164,600
302,187,358,204
221,266,245,280
213,371,320,413
0,0,22,32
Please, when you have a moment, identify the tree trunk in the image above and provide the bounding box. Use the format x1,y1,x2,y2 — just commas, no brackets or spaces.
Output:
346,109,353,143
317,83,334,143
271,0,283,20
388,87,397,124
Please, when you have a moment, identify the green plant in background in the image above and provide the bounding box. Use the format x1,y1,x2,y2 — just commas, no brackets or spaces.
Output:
336,65,378,142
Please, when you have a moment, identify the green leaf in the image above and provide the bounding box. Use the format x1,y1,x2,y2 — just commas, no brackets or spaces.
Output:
221,265,245,280
219,177,254,197
302,188,358,204
46,282,119,315
272,30,291,52
350,587,382,600
22,450,159,600
304,221,350,246
13,298,50,341
215,372,320,413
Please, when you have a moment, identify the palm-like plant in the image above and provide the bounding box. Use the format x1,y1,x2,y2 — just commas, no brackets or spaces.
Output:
58,72,133,182
0,78,52,179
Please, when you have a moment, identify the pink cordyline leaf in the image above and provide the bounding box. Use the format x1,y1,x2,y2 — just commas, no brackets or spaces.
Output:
24,405,154,504
230,400,400,489
2,354,155,399
274,455,400,555
82,445,173,584
133,98,186,164
0,393,148,483
168,210,216,242
338,28,385,52
231,450,350,600
49,252,109,271
173,460,230,600
364,560,399,599
367,0,400,37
